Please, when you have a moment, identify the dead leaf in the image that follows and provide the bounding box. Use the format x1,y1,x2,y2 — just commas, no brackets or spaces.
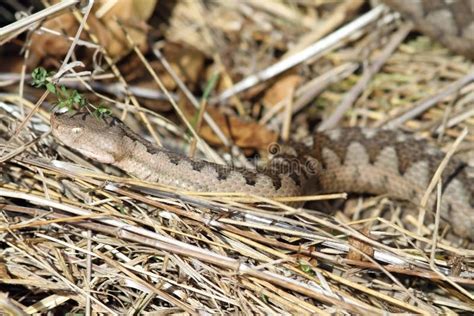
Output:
0,263,11,279
29,0,157,66
262,74,302,108
183,103,277,149
347,228,375,261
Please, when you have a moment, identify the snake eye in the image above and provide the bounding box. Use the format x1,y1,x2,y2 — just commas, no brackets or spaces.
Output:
71,127,83,134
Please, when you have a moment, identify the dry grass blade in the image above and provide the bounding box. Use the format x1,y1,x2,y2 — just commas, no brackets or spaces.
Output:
0,0,473,314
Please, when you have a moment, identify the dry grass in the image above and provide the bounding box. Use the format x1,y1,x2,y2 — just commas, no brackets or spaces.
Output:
0,1,473,314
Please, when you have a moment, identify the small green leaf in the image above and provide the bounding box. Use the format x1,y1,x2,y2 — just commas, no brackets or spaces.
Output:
118,204,126,214
202,72,219,101
31,67,49,88
299,261,315,276
59,86,70,99
46,82,56,94
94,106,111,118
71,90,86,107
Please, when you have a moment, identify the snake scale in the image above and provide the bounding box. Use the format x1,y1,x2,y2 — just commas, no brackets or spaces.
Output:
49,1,474,240
50,112,474,240
383,0,474,59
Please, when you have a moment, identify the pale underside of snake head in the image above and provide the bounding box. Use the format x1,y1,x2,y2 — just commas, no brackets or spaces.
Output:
50,111,131,164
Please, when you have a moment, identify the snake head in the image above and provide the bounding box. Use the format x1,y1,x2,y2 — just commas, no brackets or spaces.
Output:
50,111,126,164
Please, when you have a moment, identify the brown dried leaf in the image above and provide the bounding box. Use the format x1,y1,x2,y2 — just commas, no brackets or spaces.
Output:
184,104,277,149
0,263,11,279
262,74,302,108
29,0,157,66
347,228,375,261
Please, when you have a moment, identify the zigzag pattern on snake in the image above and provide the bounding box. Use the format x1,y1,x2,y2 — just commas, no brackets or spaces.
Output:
383,0,474,59
50,112,474,240
48,0,474,240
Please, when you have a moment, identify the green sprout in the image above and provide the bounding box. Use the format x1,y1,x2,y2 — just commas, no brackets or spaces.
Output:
93,104,112,119
299,261,315,276
31,67,111,118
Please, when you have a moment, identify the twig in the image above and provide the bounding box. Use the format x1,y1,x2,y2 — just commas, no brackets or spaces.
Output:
119,21,223,164
0,0,80,39
318,22,412,131
382,72,474,128
213,5,387,103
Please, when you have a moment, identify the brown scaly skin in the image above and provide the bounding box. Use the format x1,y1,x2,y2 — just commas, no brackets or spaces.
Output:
49,1,474,240
383,0,474,59
50,112,474,240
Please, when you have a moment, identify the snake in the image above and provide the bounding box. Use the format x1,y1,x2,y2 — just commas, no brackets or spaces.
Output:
49,1,474,240
382,0,474,59
50,112,474,240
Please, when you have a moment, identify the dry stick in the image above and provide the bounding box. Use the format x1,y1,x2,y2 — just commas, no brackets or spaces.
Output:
279,264,397,314
418,128,467,231
69,10,162,147
28,154,474,263
259,63,358,125
435,107,474,134
0,0,80,39
339,258,474,285
103,228,366,313
430,182,443,262
97,252,197,314
246,0,316,29
18,31,33,117
213,5,387,103
0,293,28,316
343,239,431,312
37,25,102,50
191,1,246,115
4,239,115,314
382,71,474,129
281,87,295,142
188,91,211,157
0,189,379,312
118,22,223,165
318,22,413,131
15,199,472,314
8,1,93,142
7,90,49,142
296,209,429,311
126,183,470,304
152,45,230,147
4,173,474,308
5,206,233,307
320,263,432,314
85,229,92,316
283,0,365,57
0,131,50,163
56,0,94,75
21,156,474,259
187,74,219,157
417,128,473,301
222,223,473,286
377,218,474,256
0,188,235,264
242,279,327,315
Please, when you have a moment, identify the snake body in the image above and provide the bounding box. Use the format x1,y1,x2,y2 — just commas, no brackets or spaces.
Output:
49,1,474,239
50,112,474,240
383,0,474,59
